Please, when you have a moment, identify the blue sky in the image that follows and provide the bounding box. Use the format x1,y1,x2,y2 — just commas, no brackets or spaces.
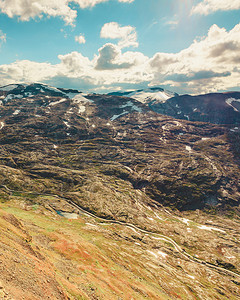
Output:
0,0,239,94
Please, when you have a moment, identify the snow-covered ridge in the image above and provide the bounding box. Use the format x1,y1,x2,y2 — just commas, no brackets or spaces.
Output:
128,89,175,104
0,84,19,91
108,87,177,104
0,83,83,102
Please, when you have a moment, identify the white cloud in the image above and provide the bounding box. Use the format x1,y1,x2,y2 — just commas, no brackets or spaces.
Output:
95,43,132,70
100,22,138,48
0,60,58,85
0,0,77,25
0,23,239,94
149,23,240,93
58,51,92,75
75,35,86,44
94,43,147,70
191,0,240,15
0,29,6,43
0,0,134,25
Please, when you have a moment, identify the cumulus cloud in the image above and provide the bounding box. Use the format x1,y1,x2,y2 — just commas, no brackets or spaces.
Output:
0,0,134,25
149,23,240,93
165,71,231,82
0,60,58,85
75,35,86,44
58,51,92,74
0,0,77,25
95,43,133,70
0,23,239,94
94,43,148,71
191,0,240,15
149,53,178,72
100,22,138,48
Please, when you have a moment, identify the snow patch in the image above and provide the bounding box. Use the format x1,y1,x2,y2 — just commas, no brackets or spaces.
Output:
4,94,23,101
120,101,142,112
85,223,97,227
72,94,92,103
147,250,167,259
0,122,4,129
128,89,174,104
185,145,192,152
197,225,225,233
110,111,129,121
158,251,168,259
147,250,158,258
49,98,67,106
78,105,85,113
230,127,239,132
43,84,62,94
225,98,240,112
13,109,20,115
182,218,190,225
154,213,163,220
63,121,70,128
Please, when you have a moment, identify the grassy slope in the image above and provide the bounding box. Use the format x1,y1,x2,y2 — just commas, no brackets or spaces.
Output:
0,199,170,300
0,195,240,299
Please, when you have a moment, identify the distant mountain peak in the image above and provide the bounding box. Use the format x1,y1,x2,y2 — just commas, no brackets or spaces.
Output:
108,87,178,104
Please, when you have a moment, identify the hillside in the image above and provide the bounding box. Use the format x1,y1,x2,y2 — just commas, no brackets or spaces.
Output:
149,92,240,125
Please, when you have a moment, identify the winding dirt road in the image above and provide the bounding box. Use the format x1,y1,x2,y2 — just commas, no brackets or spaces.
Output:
1,184,239,280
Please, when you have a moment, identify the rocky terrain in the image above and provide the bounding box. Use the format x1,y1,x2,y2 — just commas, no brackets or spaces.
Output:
149,92,240,125
111,88,240,125
0,83,239,299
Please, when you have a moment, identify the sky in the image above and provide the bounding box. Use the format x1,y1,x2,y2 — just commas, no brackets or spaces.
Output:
0,0,239,94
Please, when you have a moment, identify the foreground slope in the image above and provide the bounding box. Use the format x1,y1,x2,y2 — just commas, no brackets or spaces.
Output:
0,193,240,299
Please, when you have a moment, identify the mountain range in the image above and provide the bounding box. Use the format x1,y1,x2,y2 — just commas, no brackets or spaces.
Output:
0,83,239,299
